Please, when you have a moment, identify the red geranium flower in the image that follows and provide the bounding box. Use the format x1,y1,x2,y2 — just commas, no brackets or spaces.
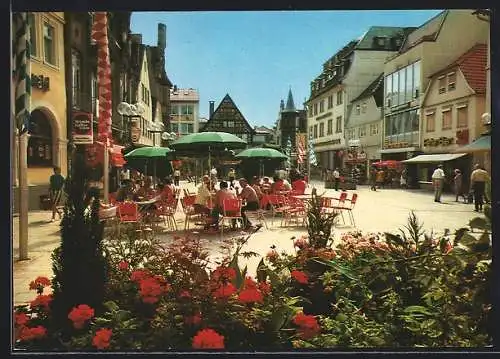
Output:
291,270,308,284
192,328,225,349
118,261,129,270
18,325,47,341
68,304,95,329
293,238,309,249
238,288,263,304
266,250,279,262
257,281,271,296
243,276,257,289
29,294,53,311
29,276,51,291
211,266,236,283
213,283,236,299
185,312,202,326
130,269,150,282
292,312,321,339
92,328,113,350
179,290,191,298
138,276,169,304
15,312,30,326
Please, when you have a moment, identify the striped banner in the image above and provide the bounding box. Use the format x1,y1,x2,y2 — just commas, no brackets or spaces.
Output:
285,136,292,168
14,12,31,134
91,12,113,144
296,133,306,164
308,133,317,166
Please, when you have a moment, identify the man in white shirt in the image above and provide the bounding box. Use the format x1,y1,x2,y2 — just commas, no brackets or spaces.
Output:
431,164,445,202
173,169,181,186
210,167,218,184
333,168,340,191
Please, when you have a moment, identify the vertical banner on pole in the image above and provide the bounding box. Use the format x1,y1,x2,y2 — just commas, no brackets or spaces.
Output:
14,12,31,260
296,133,306,172
91,12,113,202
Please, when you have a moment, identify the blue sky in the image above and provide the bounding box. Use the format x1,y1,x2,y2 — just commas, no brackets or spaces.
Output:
131,10,442,128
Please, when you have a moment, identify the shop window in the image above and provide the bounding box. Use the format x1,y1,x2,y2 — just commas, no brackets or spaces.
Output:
27,109,53,167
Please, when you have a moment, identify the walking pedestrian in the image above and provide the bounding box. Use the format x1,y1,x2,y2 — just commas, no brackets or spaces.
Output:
333,168,340,191
375,168,385,189
431,164,445,203
470,164,490,212
369,166,377,191
49,166,65,222
173,168,181,187
453,169,465,202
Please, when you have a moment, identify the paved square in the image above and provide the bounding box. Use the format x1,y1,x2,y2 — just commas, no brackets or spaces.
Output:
12,180,479,305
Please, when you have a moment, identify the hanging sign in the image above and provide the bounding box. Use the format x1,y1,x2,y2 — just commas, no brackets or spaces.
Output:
72,111,94,145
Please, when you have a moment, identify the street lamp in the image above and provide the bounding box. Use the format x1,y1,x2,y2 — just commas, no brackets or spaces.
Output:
147,121,166,147
117,101,146,145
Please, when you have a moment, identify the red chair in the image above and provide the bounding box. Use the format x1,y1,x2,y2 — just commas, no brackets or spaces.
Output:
267,194,289,225
108,192,118,205
282,196,306,227
332,192,349,225
180,195,200,231
117,201,141,232
221,198,243,235
156,197,178,231
342,193,358,227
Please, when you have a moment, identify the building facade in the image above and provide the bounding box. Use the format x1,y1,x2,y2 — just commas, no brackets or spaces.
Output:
345,73,384,177
381,10,490,162
276,89,307,161
13,12,68,210
202,94,255,144
169,87,200,136
419,43,487,182
253,126,276,145
307,26,413,170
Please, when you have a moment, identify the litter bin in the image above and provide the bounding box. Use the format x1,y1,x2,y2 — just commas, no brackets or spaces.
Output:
39,195,52,210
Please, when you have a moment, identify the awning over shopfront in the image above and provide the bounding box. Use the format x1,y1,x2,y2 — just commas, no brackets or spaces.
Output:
402,153,467,164
452,135,490,153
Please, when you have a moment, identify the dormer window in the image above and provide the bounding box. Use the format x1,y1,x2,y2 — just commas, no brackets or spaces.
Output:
374,36,387,47
447,72,456,91
438,76,446,94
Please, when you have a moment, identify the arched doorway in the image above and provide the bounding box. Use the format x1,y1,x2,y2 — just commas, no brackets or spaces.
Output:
27,109,53,167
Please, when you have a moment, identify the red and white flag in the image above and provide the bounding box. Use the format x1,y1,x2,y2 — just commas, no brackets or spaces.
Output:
296,133,306,164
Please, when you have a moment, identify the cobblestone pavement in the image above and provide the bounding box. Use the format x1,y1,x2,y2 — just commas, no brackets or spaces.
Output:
12,180,479,306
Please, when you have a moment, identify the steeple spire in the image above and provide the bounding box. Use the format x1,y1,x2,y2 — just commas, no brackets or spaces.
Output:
285,87,295,111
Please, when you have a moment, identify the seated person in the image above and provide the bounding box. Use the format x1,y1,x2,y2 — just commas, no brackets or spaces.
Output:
211,181,237,228
261,177,272,194
136,177,156,199
194,175,212,219
271,176,285,194
251,176,264,200
116,179,138,202
237,178,260,229
292,176,307,195
161,177,176,202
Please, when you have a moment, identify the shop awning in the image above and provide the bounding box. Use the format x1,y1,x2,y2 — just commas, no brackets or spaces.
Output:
402,153,467,164
453,135,490,153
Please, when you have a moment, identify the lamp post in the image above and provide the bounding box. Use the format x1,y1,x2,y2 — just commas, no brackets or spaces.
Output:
147,121,166,147
116,101,146,145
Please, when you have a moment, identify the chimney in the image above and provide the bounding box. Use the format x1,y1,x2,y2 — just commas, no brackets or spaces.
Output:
157,23,166,50
209,101,215,119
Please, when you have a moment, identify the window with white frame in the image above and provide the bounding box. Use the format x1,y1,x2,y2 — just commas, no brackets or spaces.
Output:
358,125,366,137
43,21,56,65
313,103,318,116
438,76,446,94
313,124,318,138
370,123,378,135
447,72,456,91
327,119,333,135
335,116,342,133
319,122,324,137
336,91,343,105
457,105,468,128
28,13,37,57
327,95,333,109
320,99,325,113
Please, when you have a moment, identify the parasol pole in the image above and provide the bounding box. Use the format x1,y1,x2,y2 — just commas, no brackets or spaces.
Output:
208,145,212,188
103,139,109,203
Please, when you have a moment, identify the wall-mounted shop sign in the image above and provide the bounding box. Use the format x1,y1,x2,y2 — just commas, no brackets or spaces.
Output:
31,74,50,91
383,141,410,149
72,111,93,145
423,137,454,147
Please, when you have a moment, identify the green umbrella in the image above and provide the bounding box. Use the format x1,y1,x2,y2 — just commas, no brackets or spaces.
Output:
124,146,173,180
169,132,247,182
236,148,288,177
235,147,288,160
169,131,247,150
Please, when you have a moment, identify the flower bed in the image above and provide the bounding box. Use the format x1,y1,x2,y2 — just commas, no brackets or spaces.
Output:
14,190,492,350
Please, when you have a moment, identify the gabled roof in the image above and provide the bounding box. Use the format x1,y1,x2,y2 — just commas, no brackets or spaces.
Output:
170,88,199,102
399,10,448,54
351,73,384,105
202,94,255,134
254,126,274,134
429,43,487,94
